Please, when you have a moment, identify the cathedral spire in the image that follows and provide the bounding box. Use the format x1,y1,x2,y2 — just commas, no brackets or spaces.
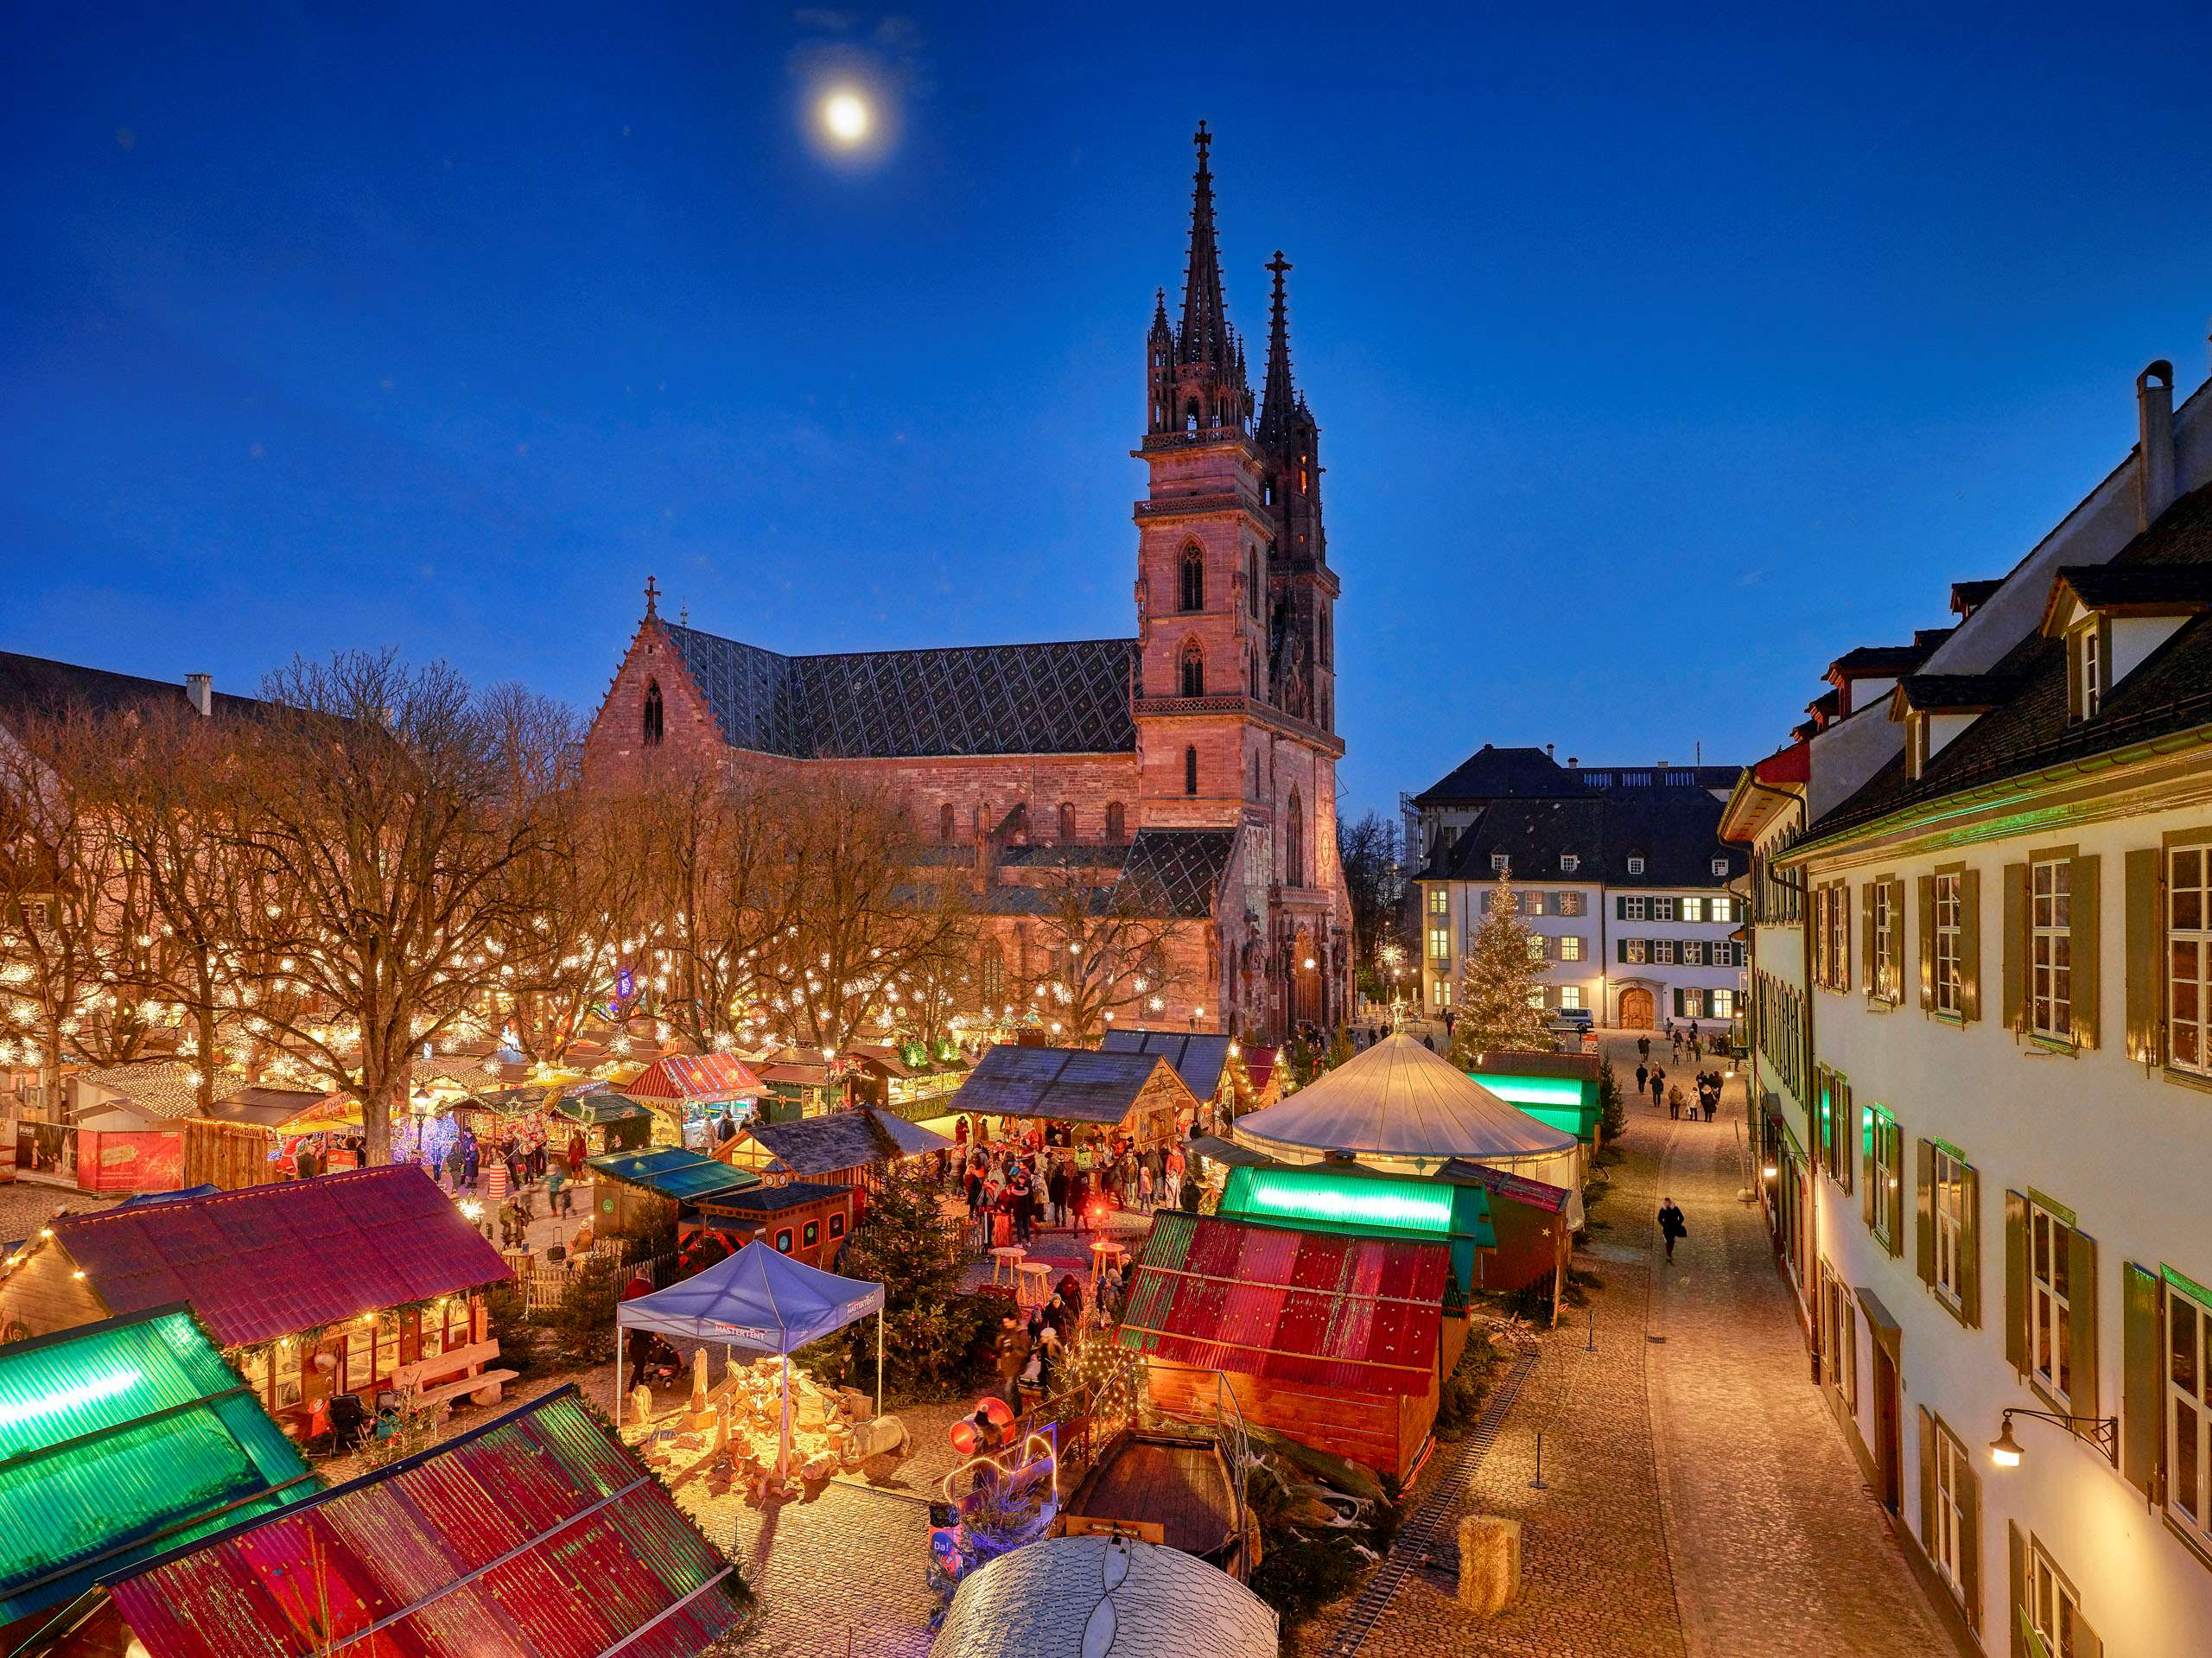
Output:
1257,251,1297,449
1177,121,1233,372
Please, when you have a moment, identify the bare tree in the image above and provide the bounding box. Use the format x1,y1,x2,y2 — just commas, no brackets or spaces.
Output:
1008,868,1185,1045
219,651,561,1161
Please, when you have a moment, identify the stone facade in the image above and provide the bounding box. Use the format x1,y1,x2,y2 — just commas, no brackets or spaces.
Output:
582,125,1351,1040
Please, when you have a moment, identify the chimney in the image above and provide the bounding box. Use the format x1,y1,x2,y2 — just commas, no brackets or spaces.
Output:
1566,756,1578,768
1545,742,1554,759
2139,359,2177,530
184,674,213,717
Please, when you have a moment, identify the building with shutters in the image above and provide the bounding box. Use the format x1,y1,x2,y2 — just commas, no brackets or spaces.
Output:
1724,356,2212,1655
1411,777,1747,1028
581,124,1351,1041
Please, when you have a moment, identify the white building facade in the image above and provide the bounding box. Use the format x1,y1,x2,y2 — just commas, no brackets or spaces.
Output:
1732,357,2212,1655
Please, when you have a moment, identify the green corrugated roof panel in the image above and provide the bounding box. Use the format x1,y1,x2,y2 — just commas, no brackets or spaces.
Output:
0,1305,316,1625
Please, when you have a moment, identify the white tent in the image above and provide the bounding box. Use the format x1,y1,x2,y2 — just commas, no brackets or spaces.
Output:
1232,1032,1581,1191
932,1534,1277,1658
614,1239,886,1477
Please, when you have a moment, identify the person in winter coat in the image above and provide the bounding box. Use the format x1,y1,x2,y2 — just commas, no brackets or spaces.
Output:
993,1316,1031,1407
565,1129,587,1178
1648,1067,1666,1109
1636,1063,1649,1097
1657,1197,1688,1261
1047,1161,1071,1228
460,1130,480,1193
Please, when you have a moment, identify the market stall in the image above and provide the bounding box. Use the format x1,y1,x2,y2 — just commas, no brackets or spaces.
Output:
614,1239,887,1481
1099,1027,1255,1130
685,1181,852,1269
621,1052,763,1147
950,1045,1198,1153
586,1145,762,1237
718,1106,951,1206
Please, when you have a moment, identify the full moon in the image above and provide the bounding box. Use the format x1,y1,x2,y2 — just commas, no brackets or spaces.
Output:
822,90,870,144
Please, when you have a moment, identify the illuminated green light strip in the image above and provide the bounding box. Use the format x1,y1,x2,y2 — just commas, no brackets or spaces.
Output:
1243,1175,1452,1232
1470,1074,1586,1108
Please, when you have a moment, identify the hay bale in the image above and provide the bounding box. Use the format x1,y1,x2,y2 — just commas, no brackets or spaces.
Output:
1455,1515,1522,1616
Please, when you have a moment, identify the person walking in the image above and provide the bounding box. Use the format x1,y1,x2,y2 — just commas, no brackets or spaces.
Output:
1637,1034,1651,1061
460,1128,480,1194
1649,1065,1666,1110
1047,1159,1070,1228
1636,1062,1649,1097
565,1128,587,1180
1657,1197,1688,1261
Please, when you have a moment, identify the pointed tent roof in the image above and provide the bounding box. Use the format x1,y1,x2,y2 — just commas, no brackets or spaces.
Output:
615,1238,883,1351
1177,121,1233,372
1231,1033,1575,1169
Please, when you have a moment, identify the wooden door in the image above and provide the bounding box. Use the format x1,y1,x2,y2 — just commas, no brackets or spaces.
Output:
1872,1345,1903,1512
1619,987,1656,1028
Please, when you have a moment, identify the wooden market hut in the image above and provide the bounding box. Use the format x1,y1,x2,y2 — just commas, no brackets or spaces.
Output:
1461,1047,1606,1148
0,1306,317,1648
551,1083,656,1155
0,1166,514,1431
48,1387,748,1658
952,1045,1199,1152
1099,1028,1256,1126
182,1084,340,1189
586,1145,764,1238
62,1059,232,1194
718,1107,952,1201
1117,1209,1455,1479
621,1051,763,1140
685,1181,853,1270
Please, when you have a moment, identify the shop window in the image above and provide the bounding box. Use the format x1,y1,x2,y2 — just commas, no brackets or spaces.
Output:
804,1221,820,1248
829,1212,846,1238
776,1229,794,1253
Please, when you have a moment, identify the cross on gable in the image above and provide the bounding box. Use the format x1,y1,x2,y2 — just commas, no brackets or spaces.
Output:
644,575,660,618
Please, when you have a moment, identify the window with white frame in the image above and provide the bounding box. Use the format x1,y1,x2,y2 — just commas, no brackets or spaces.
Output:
1527,935,1548,962
1866,1109,1896,1244
1627,855,1645,874
2075,624,2102,721
1626,939,1648,963
2028,1539,2084,1658
1623,896,1649,921
2031,859,2071,1040
1559,891,1583,916
1491,853,1509,873
1681,897,1706,923
1934,872,1961,1016
1930,1421,1969,1596
1933,1147,1967,1309
1433,979,1452,1007
2168,1281,2212,1548
1525,986,1546,1008
1711,988,1734,1019
1526,891,1547,916
1653,897,1677,921
1427,886,1447,915
2171,845,2212,1074
1427,925,1450,962
1682,941,1706,965
1712,857,1728,877
2029,1200,2075,1407
1654,939,1676,965
1559,935,1583,962
1872,879,1900,1002
1560,853,1580,873
1560,985,1583,1010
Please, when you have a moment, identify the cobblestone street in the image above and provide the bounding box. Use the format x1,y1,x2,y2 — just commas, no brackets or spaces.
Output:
1307,1033,1961,1657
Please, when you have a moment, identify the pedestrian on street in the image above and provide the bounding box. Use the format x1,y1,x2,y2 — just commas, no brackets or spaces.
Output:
1637,1034,1651,1061
460,1129,480,1193
566,1129,587,1179
1657,1197,1688,1261
1649,1066,1666,1109
1636,1062,1649,1096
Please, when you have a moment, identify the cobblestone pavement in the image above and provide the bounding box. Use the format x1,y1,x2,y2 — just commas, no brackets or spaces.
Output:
1301,1032,1961,1657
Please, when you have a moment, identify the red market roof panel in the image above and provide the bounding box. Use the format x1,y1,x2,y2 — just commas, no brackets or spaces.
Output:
621,1052,762,1105
1116,1211,1450,1396
105,1387,745,1658
51,1165,511,1348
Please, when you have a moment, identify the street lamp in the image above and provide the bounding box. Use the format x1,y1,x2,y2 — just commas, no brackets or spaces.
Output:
1987,1406,2117,1467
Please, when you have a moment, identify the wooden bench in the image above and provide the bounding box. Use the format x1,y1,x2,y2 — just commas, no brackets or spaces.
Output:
391,1339,518,1414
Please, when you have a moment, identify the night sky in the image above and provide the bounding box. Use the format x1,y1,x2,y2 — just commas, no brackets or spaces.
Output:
8,4,2212,816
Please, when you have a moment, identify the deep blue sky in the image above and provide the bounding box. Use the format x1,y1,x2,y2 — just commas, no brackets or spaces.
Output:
8,5,2212,816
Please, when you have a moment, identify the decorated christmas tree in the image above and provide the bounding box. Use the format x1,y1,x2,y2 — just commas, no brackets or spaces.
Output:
1451,874,1555,1064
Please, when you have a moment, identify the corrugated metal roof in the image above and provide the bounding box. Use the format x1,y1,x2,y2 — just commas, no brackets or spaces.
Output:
51,1166,512,1348
738,1109,950,1176
623,1053,762,1105
1117,1211,1449,1396
0,1306,315,1625
587,1147,760,1202
955,1045,1187,1124
105,1387,745,1658
1100,1028,1233,1100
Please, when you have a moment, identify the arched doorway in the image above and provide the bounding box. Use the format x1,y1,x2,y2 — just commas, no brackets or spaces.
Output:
1619,987,1656,1029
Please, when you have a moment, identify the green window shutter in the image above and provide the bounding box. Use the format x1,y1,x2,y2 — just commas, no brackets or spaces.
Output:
1840,1083,1854,1195
1958,1450,1983,1634
2003,861,2030,1032
1616,896,1627,920
2004,1189,2029,1373
2069,854,2101,1050
2006,1521,2029,1658
2069,1229,2100,1440
1917,1405,1936,1555
2121,1261,2164,1500
1860,881,1877,994
1916,1138,1936,1286
1961,868,1983,1023
1960,1164,1983,1329
1917,874,1936,1011
2124,847,2162,1064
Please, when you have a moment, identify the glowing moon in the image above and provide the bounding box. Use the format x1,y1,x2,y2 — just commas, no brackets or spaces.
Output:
822,90,870,145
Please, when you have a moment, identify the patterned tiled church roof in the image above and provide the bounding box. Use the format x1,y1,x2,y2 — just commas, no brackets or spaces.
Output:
1106,829,1236,918
664,623,1139,759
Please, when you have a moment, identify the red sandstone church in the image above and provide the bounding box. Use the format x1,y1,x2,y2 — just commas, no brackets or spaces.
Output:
582,125,1351,1041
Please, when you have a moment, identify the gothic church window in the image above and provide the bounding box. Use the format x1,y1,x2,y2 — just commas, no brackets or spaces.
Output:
1180,640,1205,698
1185,746,1198,797
1247,546,1261,616
1181,546,1205,612
642,679,664,746
940,803,956,844
1287,790,1305,887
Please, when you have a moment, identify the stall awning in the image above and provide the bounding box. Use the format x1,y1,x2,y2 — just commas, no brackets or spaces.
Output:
622,1053,762,1108
588,1147,761,1203
552,1089,653,1126
616,1239,882,1350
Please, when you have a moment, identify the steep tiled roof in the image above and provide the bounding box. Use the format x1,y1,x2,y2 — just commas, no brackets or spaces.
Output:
1105,827,1235,918
1412,744,1575,804
0,1307,315,1626
1100,1028,1235,1100
1815,480,2212,842
104,1388,747,1658
1420,799,1602,883
0,652,262,731
1893,672,2023,712
956,1046,1188,1125
737,1108,949,1175
1421,795,1742,888
1951,578,2004,617
48,1166,511,1346
1828,642,1935,677
2050,562,2212,611
664,622,1138,758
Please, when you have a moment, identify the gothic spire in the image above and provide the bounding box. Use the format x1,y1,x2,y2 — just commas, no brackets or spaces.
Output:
1258,251,1297,449
1177,121,1233,372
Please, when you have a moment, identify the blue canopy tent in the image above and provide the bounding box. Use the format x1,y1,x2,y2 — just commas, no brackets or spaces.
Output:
613,1239,886,1479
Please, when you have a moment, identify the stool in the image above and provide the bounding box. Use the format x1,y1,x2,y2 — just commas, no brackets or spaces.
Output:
989,1246,1027,1290
1015,1261,1053,1308
1090,1239,1128,1291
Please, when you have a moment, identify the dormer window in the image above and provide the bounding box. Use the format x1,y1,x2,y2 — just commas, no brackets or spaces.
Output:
1491,853,1509,873
1711,858,1728,877
1560,853,1580,873
2069,619,2105,721
1627,855,1646,875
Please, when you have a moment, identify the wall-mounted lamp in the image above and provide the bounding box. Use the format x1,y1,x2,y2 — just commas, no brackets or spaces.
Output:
1988,1405,2117,1467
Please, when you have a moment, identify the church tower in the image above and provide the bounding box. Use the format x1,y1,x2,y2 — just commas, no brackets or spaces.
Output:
1133,123,1349,1037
